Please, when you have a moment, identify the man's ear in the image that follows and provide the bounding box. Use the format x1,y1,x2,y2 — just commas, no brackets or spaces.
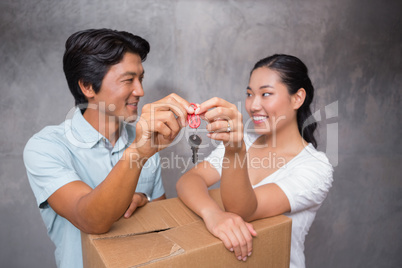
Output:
78,80,95,99
292,88,306,110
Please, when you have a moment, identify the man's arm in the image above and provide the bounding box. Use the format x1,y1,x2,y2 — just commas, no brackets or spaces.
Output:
47,147,147,234
48,94,191,234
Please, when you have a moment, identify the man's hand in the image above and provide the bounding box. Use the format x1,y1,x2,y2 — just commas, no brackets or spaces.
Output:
131,93,194,159
124,192,149,218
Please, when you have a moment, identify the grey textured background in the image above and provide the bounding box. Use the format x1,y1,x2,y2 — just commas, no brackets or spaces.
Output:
1,0,401,267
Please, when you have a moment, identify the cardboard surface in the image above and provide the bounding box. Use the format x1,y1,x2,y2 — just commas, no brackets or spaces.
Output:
82,189,291,267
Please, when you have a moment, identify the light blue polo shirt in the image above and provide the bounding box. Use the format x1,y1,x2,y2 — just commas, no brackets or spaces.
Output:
23,108,164,268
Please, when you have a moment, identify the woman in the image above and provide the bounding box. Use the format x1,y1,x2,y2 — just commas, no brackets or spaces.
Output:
176,54,333,268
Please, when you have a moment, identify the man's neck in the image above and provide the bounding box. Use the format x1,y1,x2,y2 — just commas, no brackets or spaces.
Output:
83,109,121,146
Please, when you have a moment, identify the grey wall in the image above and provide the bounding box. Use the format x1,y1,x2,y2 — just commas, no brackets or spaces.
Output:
1,0,401,267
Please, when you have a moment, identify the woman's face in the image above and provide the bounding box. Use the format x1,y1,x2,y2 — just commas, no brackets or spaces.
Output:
245,67,298,136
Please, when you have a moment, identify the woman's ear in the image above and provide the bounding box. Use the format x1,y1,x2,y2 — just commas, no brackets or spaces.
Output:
78,80,95,99
292,88,306,110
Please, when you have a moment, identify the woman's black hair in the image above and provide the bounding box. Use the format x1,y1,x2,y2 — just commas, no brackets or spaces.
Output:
63,28,150,111
251,54,317,148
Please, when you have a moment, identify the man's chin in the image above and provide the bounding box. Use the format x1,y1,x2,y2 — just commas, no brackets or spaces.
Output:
125,114,138,123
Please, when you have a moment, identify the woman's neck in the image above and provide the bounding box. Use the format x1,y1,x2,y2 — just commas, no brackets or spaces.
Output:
256,122,306,155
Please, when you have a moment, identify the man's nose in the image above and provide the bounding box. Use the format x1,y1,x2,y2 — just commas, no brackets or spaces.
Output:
132,81,144,97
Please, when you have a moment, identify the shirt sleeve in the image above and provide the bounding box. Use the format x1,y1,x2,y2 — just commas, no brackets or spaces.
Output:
23,135,81,208
275,155,333,213
203,142,226,177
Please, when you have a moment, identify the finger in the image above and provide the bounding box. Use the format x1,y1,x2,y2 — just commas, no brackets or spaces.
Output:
157,94,193,126
196,97,233,115
167,93,194,114
232,226,249,261
217,225,242,260
206,120,232,133
152,120,173,139
144,110,181,140
206,132,230,143
124,202,138,218
155,111,181,139
216,231,234,254
226,230,244,261
239,223,254,257
204,106,235,122
150,102,187,128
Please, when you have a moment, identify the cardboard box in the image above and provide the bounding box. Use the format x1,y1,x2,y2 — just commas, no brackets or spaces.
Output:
82,189,291,267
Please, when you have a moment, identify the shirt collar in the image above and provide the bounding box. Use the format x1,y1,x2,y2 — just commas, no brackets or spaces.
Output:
112,123,129,153
69,108,103,148
68,108,130,150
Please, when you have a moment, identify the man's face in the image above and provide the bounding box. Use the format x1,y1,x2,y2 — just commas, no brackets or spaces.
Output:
90,52,144,123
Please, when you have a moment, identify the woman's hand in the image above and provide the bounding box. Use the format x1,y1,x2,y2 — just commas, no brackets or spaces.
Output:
202,209,257,261
196,97,244,150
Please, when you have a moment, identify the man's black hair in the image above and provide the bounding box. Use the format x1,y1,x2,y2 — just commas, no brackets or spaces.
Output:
63,28,150,109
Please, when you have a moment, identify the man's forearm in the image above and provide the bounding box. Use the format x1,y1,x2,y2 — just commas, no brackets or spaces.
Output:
75,147,148,233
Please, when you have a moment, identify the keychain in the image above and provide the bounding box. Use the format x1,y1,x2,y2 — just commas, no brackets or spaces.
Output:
187,103,202,164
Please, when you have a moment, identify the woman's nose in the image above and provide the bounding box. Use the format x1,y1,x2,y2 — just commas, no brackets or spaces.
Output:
250,96,262,112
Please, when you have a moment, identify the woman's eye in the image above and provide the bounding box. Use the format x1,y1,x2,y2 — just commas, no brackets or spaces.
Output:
262,93,271,97
246,92,252,97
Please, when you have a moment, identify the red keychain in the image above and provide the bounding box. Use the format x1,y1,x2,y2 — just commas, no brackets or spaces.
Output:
187,103,202,164
187,103,201,128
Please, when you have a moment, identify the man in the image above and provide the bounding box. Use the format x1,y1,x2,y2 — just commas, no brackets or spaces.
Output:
23,29,193,267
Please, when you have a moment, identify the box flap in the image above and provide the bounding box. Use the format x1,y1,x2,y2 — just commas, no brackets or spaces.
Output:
90,197,200,239
92,232,184,268
162,221,219,251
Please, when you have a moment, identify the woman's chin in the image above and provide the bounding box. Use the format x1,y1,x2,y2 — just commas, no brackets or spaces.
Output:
252,126,271,135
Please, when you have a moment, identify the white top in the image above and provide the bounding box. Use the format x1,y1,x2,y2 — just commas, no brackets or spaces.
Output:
205,132,333,268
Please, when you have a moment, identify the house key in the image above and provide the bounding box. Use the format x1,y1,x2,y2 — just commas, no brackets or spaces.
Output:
187,103,202,164
188,134,202,164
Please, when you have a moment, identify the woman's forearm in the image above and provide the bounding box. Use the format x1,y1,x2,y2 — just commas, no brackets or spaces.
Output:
220,142,257,220
176,167,223,220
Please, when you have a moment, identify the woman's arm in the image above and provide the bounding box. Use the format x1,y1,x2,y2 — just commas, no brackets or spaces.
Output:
221,143,291,221
196,98,258,219
196,97,290,222
177,161,256,261
176,161,222,219
220,142,258,220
